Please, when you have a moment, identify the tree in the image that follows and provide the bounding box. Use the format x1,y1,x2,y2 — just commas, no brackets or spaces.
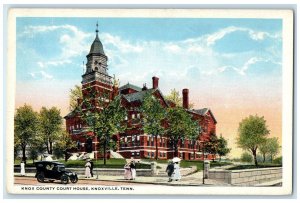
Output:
165,107,200,157
241,152,253,163
79,86,126,165
14,104,39,163
39,107,63,154
69,85,83,111
165,88,194,109
141,92,166,160
268,137,280,163
217,135,231,162
237,115,270,166
205,133,219,162
54,131,77,162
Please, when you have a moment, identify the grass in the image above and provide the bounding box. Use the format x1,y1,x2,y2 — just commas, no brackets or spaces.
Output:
14,158,151,169
227,164,282,170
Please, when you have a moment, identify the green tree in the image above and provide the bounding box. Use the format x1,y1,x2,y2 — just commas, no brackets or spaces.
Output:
241,152,253,163
54,131,77,162
140,92,166,160
217,135,231,162
205,133,219,162
165,88,194,109
165,107,200,157
14,104,39,163
39,107,63,154
79,86,126,165
268,137,280,163
237,115,270,166
69,85,83,111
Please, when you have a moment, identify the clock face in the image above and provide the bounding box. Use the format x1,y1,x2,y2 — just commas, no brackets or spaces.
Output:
94,61,98,65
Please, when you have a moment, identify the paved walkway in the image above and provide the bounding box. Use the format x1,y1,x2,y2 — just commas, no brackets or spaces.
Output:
14,170,230,186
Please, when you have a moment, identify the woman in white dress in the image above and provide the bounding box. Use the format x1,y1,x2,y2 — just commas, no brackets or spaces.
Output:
85,161,91,178
20,161,25,176
172,162,181,181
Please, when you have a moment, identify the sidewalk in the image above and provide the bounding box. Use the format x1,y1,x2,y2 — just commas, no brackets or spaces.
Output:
14,171,229,186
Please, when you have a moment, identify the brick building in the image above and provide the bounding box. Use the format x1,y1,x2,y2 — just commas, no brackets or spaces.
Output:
65,25,217,161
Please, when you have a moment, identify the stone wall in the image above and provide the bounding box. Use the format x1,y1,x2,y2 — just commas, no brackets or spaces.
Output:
208,167,282,186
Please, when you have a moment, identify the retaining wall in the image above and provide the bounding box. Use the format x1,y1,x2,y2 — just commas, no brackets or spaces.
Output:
208,167,282,186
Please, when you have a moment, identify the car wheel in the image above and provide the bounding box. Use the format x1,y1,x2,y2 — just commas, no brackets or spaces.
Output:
70,176,78,183
36,173,45,183
61,175,69,184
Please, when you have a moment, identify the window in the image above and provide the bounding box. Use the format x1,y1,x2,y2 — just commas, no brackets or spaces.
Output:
137,135,140,141
148,152,150,157
137,113,140,119
151,152,155,157
160,152,162,157
125,116,128,120
132,114,135,119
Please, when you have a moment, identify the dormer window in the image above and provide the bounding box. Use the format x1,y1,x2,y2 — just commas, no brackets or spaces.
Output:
94,61,98,65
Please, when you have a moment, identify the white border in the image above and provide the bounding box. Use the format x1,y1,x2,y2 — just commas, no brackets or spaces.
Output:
6,8,294,195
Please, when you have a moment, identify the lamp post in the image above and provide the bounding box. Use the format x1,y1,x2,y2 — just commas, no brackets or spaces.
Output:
95,136,99,179
199,140,205,185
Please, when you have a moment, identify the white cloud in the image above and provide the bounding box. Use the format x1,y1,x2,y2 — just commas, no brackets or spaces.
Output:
22,24,92,71
204,26,280,46
163,44,181,53
37,59,72,68
29,71,53,80
101,33,144,53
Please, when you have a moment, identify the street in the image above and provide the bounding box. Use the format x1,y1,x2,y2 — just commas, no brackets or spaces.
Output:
14,176,151,186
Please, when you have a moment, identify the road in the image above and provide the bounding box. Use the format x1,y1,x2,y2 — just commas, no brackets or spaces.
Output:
14,176,151,186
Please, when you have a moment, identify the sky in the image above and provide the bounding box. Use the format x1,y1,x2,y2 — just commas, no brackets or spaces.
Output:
15,17,282,158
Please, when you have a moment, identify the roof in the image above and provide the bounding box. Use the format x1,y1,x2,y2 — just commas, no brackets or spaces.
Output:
89,34,105,55
122,88,170,107
122,89,153,102
64,110,76,119
119,83,142,92
189,108,217,123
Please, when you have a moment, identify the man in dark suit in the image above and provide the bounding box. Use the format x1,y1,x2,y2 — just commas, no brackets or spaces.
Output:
166,161,174,182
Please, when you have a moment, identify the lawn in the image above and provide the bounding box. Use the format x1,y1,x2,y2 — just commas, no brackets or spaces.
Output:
14,159,151,169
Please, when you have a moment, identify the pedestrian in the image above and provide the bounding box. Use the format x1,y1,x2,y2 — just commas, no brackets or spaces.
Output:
166,160,174,182
90,160,94,177
129,158,136,180
20,161,25,176
85,160,91,178
124,162,132,180
172,162,181,181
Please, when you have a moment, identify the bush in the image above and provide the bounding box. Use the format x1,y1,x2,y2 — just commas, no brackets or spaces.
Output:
273,156,282,165
241,152,253,163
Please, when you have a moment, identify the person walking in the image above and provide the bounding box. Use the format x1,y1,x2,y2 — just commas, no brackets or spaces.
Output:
129,158,136,180
124,162,132,180
85,160,91,178
172,162,181,181
20,161,25,176
166,160,174,182
90,160,94,177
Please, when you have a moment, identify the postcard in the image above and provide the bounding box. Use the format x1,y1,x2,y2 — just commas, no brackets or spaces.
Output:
5,8,294,195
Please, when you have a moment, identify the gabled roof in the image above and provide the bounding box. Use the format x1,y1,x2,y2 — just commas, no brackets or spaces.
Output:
64,110,76,119
122,89,153,102
189,108,217,123
122,88,169,107
119,83,142,92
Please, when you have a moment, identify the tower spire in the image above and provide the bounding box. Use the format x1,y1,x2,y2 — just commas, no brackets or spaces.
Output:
96,21,99,35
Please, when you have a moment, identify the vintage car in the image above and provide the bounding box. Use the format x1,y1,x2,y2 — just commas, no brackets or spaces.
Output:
34,161,78,184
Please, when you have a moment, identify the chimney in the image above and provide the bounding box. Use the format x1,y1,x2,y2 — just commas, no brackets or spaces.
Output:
182,89,189,109
142,83,148,91
152,76,159,89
